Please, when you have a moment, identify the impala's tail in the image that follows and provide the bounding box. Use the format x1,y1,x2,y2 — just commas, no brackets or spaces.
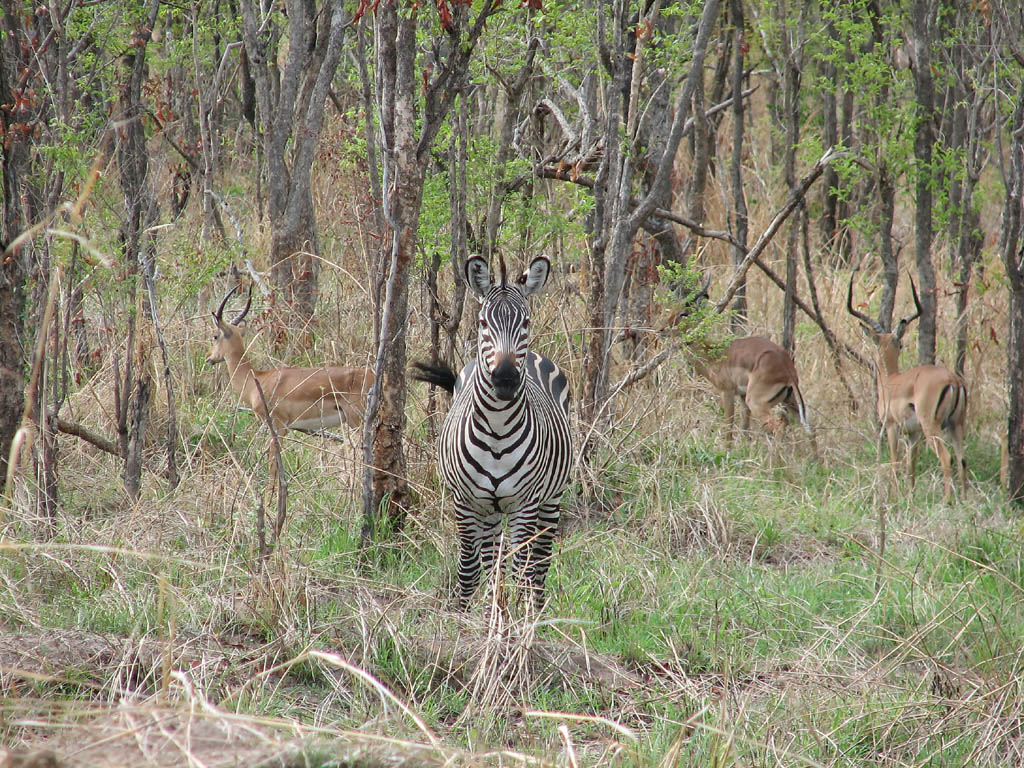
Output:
793,383,813,434
935,379,968,431
409,361,457,394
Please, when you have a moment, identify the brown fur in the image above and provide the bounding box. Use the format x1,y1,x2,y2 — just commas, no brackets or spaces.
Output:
690,336,815,449
848,275,967,502
206,322,373,433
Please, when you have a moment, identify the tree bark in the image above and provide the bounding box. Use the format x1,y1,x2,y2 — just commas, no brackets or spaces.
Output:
115,0,162,501
728,0,748,334
779,6,804,354
909,0,938,365
240,0,348,324
583,0,721,429
360,0,497,540
0,3,31,489
1000,78,1024,505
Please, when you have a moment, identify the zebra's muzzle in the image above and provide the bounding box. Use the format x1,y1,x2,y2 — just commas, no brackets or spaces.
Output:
491,357,521,400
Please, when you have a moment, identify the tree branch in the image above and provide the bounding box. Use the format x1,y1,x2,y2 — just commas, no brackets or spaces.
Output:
714,147,848,312
55,417,121,457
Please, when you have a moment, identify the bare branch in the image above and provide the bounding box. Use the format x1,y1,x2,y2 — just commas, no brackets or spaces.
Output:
714,147,848,312
55,418,121,457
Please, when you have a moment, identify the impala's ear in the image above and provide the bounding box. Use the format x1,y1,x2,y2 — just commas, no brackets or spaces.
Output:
518,256,550,296
465,256,491,298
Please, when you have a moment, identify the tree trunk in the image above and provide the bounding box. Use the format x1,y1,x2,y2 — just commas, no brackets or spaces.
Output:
240,0,347,325
821,15,839,260
876,165,898,330
444,92,469,366
360,0,497,540
728,0,748,333
582,0,720,430
909,0,938,365
1008,286,1024,504
0,5,30,489
114,0,161,502
779,4,805,353
1000,78,1024,505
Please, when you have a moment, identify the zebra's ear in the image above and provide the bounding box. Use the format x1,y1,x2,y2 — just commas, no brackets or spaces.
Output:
519,257,550,296
465,256,492,298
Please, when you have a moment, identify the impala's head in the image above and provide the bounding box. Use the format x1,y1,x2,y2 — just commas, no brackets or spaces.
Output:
660,270,712,335
206,284,252,366
466,254,550,400
846,272,922,359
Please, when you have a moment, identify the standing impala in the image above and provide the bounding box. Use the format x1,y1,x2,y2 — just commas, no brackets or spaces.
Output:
847,275,967,502
206,284,374,439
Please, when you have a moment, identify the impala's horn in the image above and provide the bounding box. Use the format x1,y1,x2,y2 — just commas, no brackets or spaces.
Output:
846,272,884,335
229,283,254,326
894,277,923,343
213,284,239,327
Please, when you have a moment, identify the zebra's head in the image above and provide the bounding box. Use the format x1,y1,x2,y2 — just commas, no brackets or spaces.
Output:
466,254,551,401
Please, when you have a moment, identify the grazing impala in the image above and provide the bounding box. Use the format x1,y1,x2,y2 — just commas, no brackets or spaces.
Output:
689,336,816,449
206,284,374,438
665,278,815,450
846,275,967,502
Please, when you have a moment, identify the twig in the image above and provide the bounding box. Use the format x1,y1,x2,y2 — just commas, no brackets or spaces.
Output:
252,378,286,558
715,147,848,313
4,267,62,497
244,259,271,297
607,341,680,396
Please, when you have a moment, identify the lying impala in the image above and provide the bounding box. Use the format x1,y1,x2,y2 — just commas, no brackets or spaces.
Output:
847,275,967,502
688,336,816,449
206,284,374,438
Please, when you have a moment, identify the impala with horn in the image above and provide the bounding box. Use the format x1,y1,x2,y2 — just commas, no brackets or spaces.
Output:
206,284,374,439
846,275,967,502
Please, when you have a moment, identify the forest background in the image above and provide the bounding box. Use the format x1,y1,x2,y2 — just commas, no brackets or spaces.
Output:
2,0,1024,765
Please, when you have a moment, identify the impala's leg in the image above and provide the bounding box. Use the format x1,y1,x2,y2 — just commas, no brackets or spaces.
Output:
907,434,921,493
952,419,967,497
926,429,955,503
886,424,901,494
721,390,736,445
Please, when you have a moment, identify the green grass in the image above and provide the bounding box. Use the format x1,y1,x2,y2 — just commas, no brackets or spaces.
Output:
4,346,1023,767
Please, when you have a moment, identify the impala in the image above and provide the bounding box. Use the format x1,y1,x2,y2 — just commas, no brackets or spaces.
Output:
206,284,374,441
846,275,967,502
665,277,815,450
688,335,816,449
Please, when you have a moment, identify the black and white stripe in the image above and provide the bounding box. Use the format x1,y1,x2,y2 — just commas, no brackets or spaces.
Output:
412,256,573,608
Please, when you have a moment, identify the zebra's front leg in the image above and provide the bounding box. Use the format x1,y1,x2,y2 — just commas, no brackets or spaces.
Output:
454,501,500,609
527,504,560,610
509,503,559,610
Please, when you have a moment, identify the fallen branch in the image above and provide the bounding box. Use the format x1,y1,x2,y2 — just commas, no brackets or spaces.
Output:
607,341,679,396
55,418,121,457
750,256,868,368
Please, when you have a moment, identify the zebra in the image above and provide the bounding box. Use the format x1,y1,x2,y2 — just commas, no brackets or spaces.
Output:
411,255,573,609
